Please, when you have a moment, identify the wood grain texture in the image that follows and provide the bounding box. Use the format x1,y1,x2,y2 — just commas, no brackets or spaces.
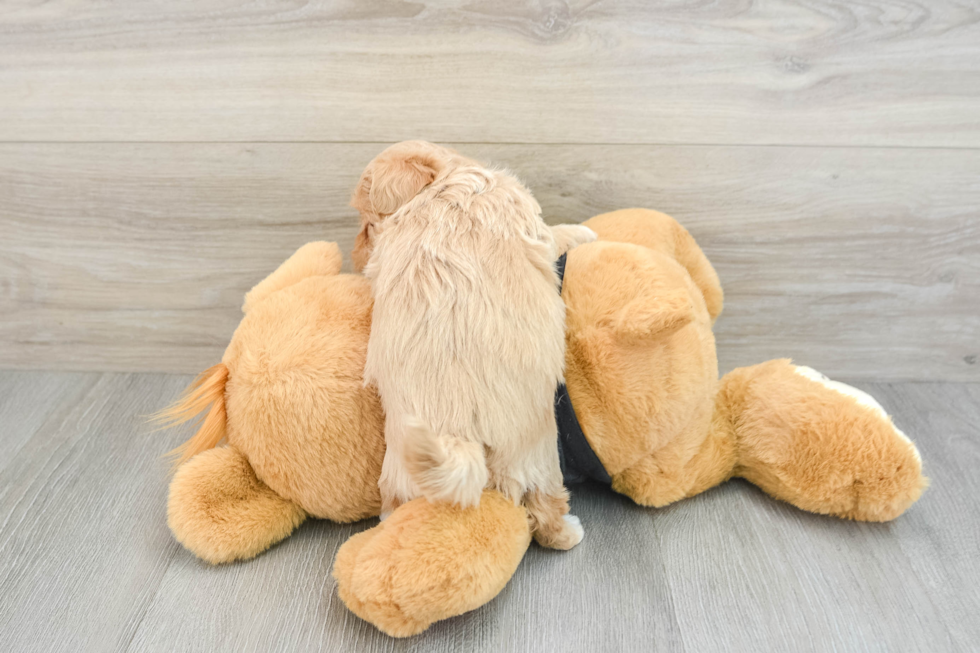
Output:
864,381,980,650
1,0,979,145
0,372,977,651
0,372,192,652
2,143,977,379
129,488,685,652
0,371,98,473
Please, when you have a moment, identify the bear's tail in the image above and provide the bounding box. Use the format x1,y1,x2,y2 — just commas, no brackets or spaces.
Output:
402,417,488,508
150,363,229,469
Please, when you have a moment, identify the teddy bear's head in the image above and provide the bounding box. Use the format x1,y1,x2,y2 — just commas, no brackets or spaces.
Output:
560,210,723,481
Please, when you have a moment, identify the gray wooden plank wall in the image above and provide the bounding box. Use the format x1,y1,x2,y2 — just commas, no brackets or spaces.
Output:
1,1,979,380
0,371,977,652
2,0,979,146
3,143,978,379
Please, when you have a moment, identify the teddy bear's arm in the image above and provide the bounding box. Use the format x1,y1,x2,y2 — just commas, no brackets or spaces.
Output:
242,241,343,313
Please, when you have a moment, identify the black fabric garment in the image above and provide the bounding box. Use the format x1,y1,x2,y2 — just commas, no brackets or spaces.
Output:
553,253,613,486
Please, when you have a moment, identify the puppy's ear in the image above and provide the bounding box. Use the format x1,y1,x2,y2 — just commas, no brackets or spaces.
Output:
352,221,373,273
350,141,453,272
368,141,448,216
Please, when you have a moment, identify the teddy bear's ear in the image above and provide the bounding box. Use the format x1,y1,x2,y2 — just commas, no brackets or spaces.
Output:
242,241,343,313
611,286,695,342
564,241,699,344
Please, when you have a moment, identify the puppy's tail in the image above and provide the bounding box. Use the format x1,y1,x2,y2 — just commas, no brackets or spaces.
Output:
403,417,488,509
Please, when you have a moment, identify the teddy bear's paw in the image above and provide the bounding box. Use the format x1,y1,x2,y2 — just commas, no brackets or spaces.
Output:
793,366,923,463
333,490,531,637
788,365,927,521
727,360,927,522
167,446,307,564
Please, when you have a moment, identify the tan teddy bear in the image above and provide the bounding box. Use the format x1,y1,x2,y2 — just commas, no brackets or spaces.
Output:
161,208,925,637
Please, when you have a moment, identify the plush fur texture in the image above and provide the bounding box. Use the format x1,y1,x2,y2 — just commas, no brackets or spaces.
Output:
163,241,385,564
725,360,926,521
333,490,531,637
356,141,594,549
222,269,384,523
163,208,925,637
571,210,925,519
153,362,228,468
168,445,306,564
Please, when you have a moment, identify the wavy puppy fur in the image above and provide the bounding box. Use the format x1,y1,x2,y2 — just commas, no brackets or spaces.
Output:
356,141,595,549
351,140,478,272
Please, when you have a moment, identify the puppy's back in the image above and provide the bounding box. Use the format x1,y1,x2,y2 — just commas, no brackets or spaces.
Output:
365,165,565,448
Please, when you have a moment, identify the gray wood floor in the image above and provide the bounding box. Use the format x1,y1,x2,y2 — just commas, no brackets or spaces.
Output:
0,370,977,652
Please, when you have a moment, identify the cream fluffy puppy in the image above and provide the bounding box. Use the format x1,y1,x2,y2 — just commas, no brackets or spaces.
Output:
353,141,595,549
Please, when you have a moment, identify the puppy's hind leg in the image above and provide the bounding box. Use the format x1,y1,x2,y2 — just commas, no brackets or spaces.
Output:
524,485,584,550
549,224,597,256
378,432,412,520
508,417,584,549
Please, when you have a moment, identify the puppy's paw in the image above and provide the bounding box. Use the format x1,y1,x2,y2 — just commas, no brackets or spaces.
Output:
533,513,585,550
562,514,585,548
551,224,598,255
574,225,598,246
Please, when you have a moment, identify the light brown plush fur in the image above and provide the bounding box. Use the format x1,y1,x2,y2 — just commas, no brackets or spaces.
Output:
162,208,925,637
334,489,531,637
168,445,306,564
152,362,228,468
163,241,386,563
567,210,925,521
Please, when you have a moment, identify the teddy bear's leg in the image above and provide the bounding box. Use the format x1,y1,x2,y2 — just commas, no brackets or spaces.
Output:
610,403,738,508
168,445,307,564
333,490,531,637
721,359,927,521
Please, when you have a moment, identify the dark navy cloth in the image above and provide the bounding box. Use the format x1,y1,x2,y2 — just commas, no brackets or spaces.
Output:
553,253,613,486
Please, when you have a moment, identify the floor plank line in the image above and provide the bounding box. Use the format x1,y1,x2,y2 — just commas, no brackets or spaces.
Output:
1,376,977,651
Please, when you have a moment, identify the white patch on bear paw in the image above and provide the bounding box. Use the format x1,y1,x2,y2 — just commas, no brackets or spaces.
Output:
563,514,585,546
793,365,920,463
